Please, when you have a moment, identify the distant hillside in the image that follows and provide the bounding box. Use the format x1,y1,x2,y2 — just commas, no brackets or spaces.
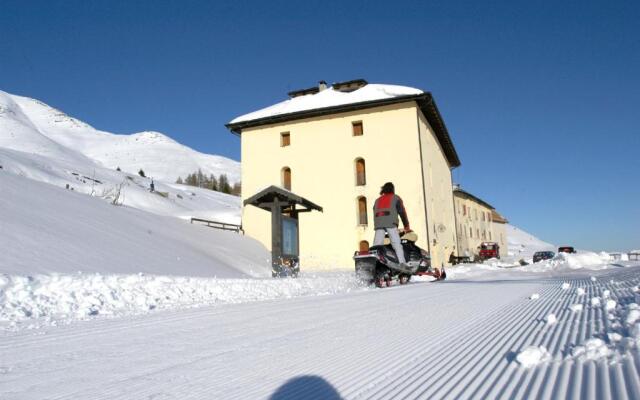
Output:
506,224,555,261
0,89,241,222
0,89,239,183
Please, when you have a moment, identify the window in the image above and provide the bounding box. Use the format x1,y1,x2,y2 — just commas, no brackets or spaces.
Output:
352,121,363,136
482,212,485,221
489,231,492,241
469,227,473,238
280,132,290,147
477,229,480,238
357,197,368,225
488,212,492,222
359,240,370,252
355,158,366,186
474,209,477,220
282,167,291,190
463,204,467,216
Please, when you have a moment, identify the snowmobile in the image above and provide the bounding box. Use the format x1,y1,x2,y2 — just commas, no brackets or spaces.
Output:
353,231,445,288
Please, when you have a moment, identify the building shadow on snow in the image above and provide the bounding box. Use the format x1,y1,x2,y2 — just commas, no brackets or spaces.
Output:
269,375,342,400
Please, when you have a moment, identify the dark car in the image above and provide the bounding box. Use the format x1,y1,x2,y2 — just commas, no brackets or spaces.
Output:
558,246,577,254
533,251,555,263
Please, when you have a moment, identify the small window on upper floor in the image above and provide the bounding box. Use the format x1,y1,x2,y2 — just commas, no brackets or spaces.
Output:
352,121,363,136
281,132,290,147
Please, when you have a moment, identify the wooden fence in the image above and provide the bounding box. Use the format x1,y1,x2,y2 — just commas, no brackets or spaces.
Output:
190,217,243,234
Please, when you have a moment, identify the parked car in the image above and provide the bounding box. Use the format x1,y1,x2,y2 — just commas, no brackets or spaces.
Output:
558,246,576,254
533,251,555,263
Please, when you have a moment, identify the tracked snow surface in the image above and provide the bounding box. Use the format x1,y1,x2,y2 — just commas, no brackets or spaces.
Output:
1,174,640,399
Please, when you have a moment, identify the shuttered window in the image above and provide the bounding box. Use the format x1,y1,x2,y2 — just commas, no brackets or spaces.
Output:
352,121,363,136
355,158,366,186
358,197,368,225
281,132,290,147
282,167,291,190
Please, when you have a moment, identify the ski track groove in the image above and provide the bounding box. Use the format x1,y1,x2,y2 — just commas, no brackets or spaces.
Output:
2,267,640,399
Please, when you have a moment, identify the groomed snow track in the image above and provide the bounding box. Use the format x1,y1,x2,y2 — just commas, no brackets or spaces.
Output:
1,267,640,399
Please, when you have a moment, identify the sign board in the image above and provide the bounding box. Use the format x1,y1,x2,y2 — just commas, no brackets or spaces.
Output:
282,216,299,257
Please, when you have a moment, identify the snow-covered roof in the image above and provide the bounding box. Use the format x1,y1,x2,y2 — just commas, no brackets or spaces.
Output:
453,187,496,211
229,84,423,124
226,81,461,168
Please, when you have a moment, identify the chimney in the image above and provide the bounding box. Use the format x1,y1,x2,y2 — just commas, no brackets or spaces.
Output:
318,80,327,92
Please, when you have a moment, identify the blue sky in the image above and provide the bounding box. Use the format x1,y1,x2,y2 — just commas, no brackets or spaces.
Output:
1,1,638,251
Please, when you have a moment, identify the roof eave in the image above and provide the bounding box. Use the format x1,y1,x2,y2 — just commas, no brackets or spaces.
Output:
226,92,461,168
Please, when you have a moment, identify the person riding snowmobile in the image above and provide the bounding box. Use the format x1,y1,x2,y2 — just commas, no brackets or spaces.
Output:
372,182,411,271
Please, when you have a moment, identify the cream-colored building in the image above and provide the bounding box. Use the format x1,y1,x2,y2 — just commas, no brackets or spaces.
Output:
453,187,508,259
226,79,461,270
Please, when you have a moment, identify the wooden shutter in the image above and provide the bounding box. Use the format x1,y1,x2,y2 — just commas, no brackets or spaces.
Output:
283,168,291,190
356,159,366,186
352,121,363,136
358,197,368,225
281,132,290,147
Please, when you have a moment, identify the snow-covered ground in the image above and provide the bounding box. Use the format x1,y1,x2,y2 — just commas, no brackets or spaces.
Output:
2,265,640,399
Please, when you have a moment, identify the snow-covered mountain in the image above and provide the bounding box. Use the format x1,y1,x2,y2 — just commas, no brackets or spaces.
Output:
0,89,242,222
0,89,239,183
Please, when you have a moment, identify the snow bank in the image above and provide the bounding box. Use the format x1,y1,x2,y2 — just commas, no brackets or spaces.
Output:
0,271,366,330
448,251,625,280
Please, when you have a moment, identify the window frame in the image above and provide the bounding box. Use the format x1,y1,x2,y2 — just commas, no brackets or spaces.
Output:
282,167,291,190
280,132,291,147
357,196,368,226
352,121,364,137
355,158,366,186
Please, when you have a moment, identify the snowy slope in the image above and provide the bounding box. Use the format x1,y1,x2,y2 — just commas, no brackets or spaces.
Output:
0,147,241,223
0,89,239,183
0,171,267,278
506,223,556,261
